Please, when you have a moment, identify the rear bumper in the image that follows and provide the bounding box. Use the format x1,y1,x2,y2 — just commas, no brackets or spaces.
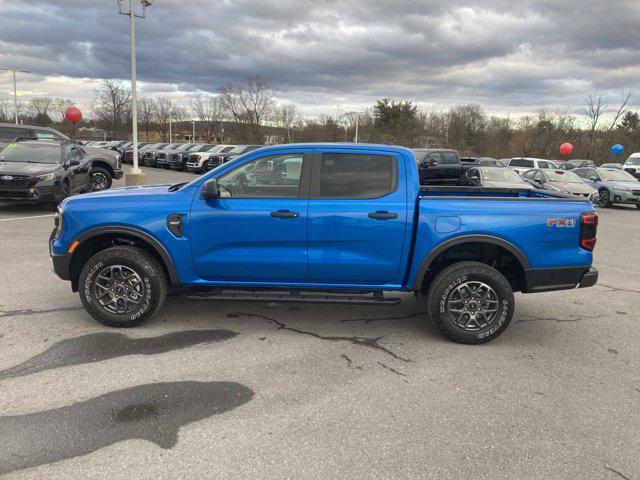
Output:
524,266,598,293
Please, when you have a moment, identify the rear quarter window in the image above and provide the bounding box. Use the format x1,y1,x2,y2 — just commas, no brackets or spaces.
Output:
316,153,397,198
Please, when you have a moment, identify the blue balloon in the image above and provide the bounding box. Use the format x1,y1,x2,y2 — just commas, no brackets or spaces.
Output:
612,144,624,155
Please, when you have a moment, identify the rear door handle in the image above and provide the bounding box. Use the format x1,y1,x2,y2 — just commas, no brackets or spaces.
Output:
368,211,398,220
271,210,299,218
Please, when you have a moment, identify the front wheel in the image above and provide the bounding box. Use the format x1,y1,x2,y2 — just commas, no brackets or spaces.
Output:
599,189,612,207
78,246,167,327
426,261,514,344
91,167,113,191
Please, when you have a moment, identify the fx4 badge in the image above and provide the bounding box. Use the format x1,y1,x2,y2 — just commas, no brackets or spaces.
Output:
547,218,576,228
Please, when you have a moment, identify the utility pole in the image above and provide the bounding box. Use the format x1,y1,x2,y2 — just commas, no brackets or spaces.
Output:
169,110,172,142
0,68,31,124
117,0,153,186
192,121,196,142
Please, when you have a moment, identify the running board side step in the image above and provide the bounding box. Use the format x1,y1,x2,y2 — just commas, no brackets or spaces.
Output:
183,288,401,306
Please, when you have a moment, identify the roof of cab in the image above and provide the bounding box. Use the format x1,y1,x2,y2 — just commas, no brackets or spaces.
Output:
251,142,414,155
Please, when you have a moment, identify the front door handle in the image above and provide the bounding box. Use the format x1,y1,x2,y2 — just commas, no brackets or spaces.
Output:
368,211,398,220
271,210,299,218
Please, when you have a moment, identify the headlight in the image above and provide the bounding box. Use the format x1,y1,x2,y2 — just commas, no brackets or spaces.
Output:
37,172,55,181
53,207,63,239
613,185,630,191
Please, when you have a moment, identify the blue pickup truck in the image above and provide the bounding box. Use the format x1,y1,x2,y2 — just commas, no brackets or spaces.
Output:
50,144,599,344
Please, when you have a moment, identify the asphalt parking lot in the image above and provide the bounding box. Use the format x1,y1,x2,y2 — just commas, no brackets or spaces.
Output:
0,167,638,479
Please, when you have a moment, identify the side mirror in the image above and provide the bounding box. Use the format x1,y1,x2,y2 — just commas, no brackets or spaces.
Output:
469,175,480,186
202,179,220,199
65,159,80,168
429,158,439,167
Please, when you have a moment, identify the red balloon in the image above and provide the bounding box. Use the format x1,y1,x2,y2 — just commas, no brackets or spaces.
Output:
65,107,82,124
559,142,573,156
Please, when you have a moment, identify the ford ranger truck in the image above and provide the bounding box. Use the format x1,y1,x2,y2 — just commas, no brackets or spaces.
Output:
50,144,599,344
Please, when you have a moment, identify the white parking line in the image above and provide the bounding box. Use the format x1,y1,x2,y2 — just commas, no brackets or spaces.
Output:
0,214,55,222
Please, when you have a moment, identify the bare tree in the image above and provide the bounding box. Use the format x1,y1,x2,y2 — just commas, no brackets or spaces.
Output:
52,98,74,121
30,97,54,126
137,97,156,141
218,76,276,143
153,98,186,142
584,93,607,158
93,80,131,138
190,93,224,142
0,98,10,122
607,89,636,132
274,104,300,143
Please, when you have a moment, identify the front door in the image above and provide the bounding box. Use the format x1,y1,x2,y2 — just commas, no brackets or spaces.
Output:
190,150,311,283
307,150,408,285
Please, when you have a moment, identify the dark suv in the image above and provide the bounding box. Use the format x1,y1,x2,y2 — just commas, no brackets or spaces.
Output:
411,148,462,184
0,123,122,191
0,140,92,207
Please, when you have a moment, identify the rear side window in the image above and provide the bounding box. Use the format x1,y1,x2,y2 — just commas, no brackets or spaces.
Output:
35,130,61,141
442,152,458,164
0,127,29,142
317,153,396,198
538,161,552,169
509,159,534,168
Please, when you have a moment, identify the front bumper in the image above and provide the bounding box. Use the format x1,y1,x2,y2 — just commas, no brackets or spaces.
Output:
611,190,640,204
51,252,71,281
524,266,598,293
0,181,58,202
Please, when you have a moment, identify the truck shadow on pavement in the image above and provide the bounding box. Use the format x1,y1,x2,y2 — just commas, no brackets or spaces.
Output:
0,381,254,475
0,329,238,381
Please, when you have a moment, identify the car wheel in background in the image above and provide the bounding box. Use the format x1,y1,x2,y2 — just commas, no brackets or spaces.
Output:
78,246,167,328
91,167,113,191
599,189,612,207
426,261,514,344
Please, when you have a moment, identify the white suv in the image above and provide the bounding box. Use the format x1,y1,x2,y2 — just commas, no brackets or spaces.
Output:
507,157,559,175
186,145,235,173
623,153,640,179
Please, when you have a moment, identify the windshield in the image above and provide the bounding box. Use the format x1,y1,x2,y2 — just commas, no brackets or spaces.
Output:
228,145,249,154
544,170,583,183
0,143,60,164
598,169,637,182
199,144,217,152
626,158,640,166
162,143,182,150
175,144,194,151
412,150,429,163
477,168,523,182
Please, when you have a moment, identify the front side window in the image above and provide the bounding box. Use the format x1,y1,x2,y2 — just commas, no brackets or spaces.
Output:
218,153,304,198
442,152,458,164
318,153,396,198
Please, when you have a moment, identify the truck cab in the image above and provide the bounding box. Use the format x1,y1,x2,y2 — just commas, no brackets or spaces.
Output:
50,143,598,344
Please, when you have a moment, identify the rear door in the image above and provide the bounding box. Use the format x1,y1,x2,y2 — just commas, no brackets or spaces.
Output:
307,149,408,285
190,149,312,283
442,151,461,183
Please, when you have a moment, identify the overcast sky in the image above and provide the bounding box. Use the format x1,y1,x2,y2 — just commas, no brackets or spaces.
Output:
0,0,638,119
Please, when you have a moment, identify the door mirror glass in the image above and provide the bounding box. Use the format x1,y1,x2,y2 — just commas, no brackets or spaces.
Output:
429,158,439,167
202,179,220,199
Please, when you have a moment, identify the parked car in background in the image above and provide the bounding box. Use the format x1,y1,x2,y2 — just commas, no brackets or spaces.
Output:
573,167,640,208
462,166,534,190
623,153,640,179
0,123,122,191
205,144,262,171
123,142,156,164
558,159,595,170
412,148,462,185
600,163,623,169
507,157,559,175
461,157,507,167
186,145,235,173
142,143,179,167
156,143,195,169
0,140,92,207
521,169,598,203
168,144,216,171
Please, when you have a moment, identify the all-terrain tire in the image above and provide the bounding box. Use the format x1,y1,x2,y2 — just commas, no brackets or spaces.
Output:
426,261,514,344
90,167,113,191
78,246,167,327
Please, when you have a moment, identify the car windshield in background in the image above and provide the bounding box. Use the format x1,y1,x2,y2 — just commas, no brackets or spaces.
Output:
598,169,637,182
0,143,59,164
228,146,249,154
175,144,193,151
199,144,217,152
478,168,522,182
162,143,181,150
412,150,429,163
626,158,640,165
545,170,583,183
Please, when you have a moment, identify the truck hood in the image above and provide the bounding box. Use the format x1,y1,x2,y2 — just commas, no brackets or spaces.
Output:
84,146,118,159
75,184,175,200
0,161,58,176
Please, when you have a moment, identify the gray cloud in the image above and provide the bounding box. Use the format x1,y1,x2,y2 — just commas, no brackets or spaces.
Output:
0,0,638,116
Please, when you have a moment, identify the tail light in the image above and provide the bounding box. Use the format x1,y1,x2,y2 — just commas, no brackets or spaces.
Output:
579,212,598,251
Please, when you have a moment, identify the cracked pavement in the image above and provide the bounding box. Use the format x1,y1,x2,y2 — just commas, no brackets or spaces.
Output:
0,168,639,479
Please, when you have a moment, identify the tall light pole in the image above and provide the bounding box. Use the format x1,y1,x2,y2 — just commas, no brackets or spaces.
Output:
345,111,363,143
117,0,152,186
191,121,196,142
0,68,31,124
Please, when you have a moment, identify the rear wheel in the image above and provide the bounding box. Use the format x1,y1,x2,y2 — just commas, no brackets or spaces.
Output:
426,261,514,344
599,189,612,207
78,246,167,327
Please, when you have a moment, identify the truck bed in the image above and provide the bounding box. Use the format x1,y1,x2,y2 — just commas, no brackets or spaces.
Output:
419,185,588,201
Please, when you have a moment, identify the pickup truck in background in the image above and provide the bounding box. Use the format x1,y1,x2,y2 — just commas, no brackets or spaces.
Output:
50,143,599,344
412,148,462,184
